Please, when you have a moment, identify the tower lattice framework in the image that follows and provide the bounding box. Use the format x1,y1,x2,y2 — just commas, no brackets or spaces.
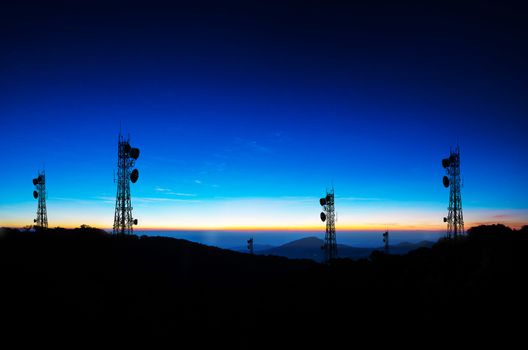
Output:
33,170,48,229
320,187,337,262
442,146,464,239
113,133,140,235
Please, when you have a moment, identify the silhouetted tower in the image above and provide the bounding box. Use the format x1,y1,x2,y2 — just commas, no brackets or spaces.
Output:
113,133,140,235
441,146,464,239
319,187,337,262
32,170,48,230
382,230,389,254
247,237,254,255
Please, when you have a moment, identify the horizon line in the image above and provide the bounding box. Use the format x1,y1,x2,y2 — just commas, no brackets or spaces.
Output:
3,222,525,231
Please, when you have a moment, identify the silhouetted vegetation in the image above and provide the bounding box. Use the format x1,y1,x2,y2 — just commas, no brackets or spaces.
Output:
0,224,527,347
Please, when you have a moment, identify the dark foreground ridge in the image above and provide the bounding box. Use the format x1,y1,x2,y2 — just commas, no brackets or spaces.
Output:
1,224,527,347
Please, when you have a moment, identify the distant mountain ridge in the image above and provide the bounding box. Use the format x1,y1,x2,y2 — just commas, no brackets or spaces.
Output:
257,236,435,261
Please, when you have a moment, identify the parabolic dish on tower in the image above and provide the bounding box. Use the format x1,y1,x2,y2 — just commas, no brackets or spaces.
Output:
33,190,38,199
130,147,140,160
320,198,326,206
443,176,450,188
130,169,139,183
320,212,326,222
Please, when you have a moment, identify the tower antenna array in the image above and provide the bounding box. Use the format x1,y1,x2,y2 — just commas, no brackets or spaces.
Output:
319,187,337,262
32,170,48,230
113,132,141,235
441,145,464,239
247,237,254,255
382,230,389,254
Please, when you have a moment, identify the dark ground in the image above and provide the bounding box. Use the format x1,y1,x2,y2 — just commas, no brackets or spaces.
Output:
1,224,527,348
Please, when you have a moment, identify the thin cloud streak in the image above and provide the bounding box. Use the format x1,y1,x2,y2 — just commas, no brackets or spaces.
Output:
154,187,171,192
135,197,202,204
154,186,197,197
336,197,384,201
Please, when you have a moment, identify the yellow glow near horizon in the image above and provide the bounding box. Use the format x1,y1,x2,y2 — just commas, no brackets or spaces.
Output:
1,197,526,231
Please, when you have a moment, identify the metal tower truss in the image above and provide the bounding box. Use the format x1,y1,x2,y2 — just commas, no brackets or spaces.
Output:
382,231,389,254
442,146,464,239
113,133,140,235
319,187,337,262
247,237,254,255
32,170,48,229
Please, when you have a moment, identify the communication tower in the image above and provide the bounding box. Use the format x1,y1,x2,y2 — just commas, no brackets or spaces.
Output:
382,231,389,254
319,187,337,262
247,237,254,255
441,145,464,239
113,132,140,235
32,170,48,230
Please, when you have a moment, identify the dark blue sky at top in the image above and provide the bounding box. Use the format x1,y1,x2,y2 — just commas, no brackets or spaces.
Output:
1,0,527,228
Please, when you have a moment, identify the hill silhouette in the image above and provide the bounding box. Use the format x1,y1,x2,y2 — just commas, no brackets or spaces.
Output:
259,236,374,261
230,243,275,252
257,236,434,261
0,224,527,347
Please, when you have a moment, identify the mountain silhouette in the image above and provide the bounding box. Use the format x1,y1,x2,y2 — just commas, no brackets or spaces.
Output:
258,236,435,261
259,236,372,261
0,224,527,347
259,236,328,260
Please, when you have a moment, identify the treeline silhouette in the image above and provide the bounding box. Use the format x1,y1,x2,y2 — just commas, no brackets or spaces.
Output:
0,224,527,347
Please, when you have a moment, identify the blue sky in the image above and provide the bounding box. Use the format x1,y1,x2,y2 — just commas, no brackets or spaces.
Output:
1,0,527,229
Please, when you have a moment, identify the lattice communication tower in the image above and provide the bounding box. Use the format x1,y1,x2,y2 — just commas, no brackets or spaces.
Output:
382,230,389,254
247,237,254,255
441,146,464,239
113,133,140,235
32,170,48,230
319,187,337,262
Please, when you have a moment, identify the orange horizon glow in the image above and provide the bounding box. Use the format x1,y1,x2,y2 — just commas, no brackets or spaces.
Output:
2,199,526,232
3,222,526,232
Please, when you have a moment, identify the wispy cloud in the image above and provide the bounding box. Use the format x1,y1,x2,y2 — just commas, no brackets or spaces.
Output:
155,187,171,192
337,197,383,201
91,195,201,206
492,214,513,219
134,197,202,204
169,192,197,197
194,179,202,184
93,196,117,204
155,186,197,197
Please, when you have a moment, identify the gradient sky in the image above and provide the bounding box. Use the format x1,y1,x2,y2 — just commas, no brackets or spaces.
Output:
1,0,527,230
